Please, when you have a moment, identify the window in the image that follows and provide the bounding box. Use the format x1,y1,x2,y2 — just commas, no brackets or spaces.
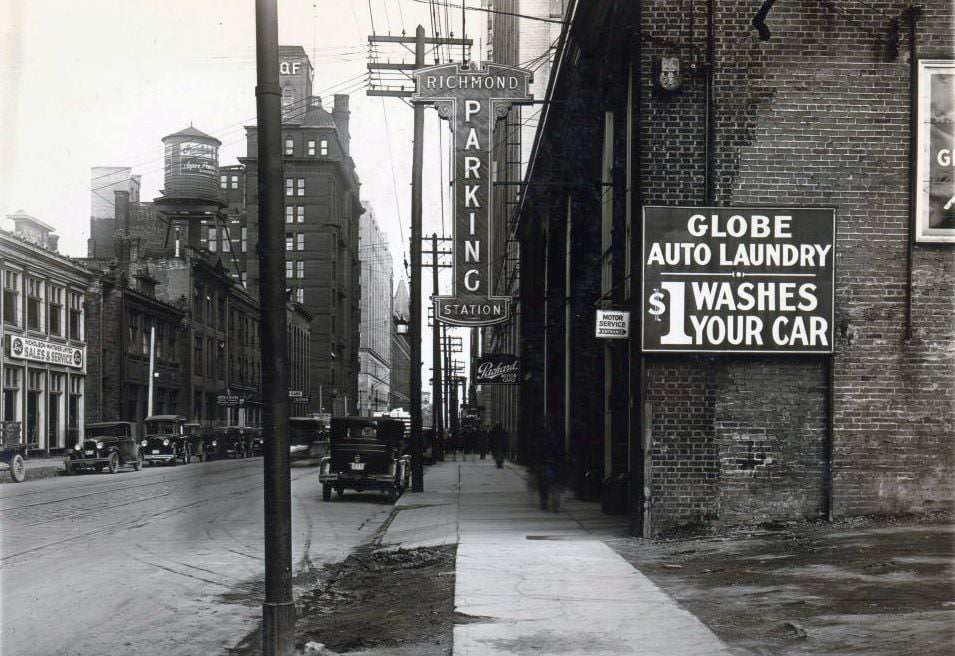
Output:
193,288,203,321
285,178,294,196
286,206,294,224
296,261,304,279
68,292,82,340
26,278,42,331
320,140,328,156
156,323,165,360
286,233,294,251
240,272,247,288
286,261,294,278
208,227,217,252
285,138,294,155
307,140,316,156
48,286,63,336
241,227,248,253
230,175,239,189
3,367,20,422
222,233,231,252
296,178,305,196
194,335,203,372
142,318,151,355
128,312,139,353
297,233,305,251
296,206,305,223
296,288,304,303
220,174,228,189
3,271,20,326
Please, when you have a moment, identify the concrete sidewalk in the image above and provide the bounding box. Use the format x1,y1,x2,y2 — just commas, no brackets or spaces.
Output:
382,459,733,656
0,454,64,483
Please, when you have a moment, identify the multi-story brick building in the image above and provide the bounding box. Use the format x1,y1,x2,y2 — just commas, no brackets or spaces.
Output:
1,213,92,453
358,203,393,416
240,46,363,416
504,0,954,532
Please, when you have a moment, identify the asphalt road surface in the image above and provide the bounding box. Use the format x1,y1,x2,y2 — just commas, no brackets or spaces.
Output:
0,457,393,656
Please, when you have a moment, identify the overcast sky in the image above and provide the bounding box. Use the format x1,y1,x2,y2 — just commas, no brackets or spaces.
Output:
1,0,491,397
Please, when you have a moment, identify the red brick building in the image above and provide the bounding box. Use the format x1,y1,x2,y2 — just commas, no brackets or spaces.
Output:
491,0,954,532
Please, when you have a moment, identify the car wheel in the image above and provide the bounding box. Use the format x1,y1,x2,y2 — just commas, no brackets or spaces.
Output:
10,454,26,483
133,450,143,471
322,485,332,502
107,452,120,474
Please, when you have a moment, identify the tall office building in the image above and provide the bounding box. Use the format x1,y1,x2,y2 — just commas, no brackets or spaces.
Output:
358,203,393,416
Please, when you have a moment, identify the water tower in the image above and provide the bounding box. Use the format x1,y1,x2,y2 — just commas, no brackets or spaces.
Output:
153,125,224,249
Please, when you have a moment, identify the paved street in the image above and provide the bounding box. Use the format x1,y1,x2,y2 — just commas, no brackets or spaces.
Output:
0,458,392,656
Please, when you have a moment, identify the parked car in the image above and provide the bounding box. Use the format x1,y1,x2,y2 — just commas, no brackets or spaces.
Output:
289,416,329,461
142,415,190,466
248,427,264,457
64,421,143,474
318,416,410,502
198,426,249,461
1,421,25,482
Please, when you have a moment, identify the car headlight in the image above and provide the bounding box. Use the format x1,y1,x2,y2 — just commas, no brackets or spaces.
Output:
96,442,104,450
141,440,147,447
74,443,82,451
211,440,218,447
163,439,170,446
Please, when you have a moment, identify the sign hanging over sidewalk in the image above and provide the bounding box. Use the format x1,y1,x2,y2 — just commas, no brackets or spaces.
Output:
413,62,534,327
474,354,520,385
596,310,631,339
9,335,84,370
642,206,835,354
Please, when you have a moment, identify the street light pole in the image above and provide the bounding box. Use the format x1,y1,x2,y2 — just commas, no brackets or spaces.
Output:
255,1,294,654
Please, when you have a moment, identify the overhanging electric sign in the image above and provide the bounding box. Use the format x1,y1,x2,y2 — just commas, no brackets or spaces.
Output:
413,62,533,327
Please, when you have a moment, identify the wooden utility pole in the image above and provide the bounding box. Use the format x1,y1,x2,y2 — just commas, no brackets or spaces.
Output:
366,27,471,491
255,0,294,653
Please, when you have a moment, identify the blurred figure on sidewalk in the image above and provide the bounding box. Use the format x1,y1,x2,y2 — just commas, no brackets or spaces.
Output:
491,423,508,468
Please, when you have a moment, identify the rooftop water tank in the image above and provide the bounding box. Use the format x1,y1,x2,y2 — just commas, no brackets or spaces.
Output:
160,125,221,204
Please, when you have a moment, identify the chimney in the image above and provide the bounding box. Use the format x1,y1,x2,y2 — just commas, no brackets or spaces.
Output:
113,189,131,267
333,94,350,155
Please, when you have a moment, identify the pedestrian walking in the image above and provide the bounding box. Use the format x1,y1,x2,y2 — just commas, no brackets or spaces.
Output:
491,423,508,468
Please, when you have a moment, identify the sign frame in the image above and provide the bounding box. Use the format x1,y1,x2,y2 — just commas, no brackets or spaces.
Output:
641,205,836,355
8,335,85,370
915,59,955,243
596,309,631,339
474,354,520,385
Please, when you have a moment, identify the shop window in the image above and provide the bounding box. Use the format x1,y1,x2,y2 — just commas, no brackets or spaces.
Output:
3,271,20,326
68,292,83,341
3,367,20,423
48,373,63,448
67,375,81,446
26,370,43,447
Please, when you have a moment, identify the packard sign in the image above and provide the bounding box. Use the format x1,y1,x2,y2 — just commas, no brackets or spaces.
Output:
474,354,520,385
9,336,84,369
642,207,835,354
413,62,533,326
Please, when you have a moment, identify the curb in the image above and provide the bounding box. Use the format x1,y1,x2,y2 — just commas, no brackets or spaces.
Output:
1,465,64,484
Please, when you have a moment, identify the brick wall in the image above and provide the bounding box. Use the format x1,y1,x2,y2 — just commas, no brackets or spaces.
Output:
637,0,953,529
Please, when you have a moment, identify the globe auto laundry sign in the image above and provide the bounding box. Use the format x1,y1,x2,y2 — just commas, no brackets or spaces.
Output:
413,62,533,326
642,206,835,354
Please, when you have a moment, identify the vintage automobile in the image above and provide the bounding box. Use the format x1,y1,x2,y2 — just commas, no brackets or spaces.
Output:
141,415,190,466
198,425,250,461
64,421,143,474
247,427,265,457
1,421,26,482
318,416,410,502
289,416,329,461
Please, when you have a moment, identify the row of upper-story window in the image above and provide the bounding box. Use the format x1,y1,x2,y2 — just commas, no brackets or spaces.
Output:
219,174,241,190
285,138,329,157
127,311,179,363
2,270,83,340
207,226,248,253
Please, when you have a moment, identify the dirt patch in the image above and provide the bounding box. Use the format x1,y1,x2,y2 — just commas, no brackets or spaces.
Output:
229,545,456,656
608,514,955,656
